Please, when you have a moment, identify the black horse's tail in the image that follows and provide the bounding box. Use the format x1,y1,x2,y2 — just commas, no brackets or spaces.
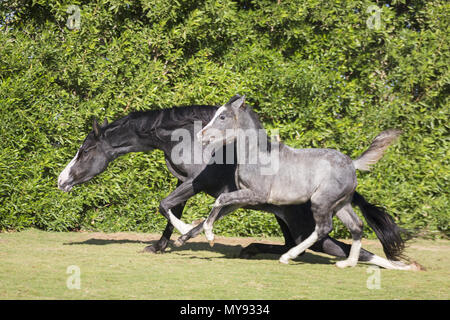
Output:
352,191,410,261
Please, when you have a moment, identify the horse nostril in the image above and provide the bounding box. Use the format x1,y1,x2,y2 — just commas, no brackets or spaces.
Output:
57,182,65,191
57,181,72,192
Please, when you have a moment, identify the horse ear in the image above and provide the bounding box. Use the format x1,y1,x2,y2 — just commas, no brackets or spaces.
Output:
226,94,241,105
93,118,101,137
102,119,108,128
231,94,246,110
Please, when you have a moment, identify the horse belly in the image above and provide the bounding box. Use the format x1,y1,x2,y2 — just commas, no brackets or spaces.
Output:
267,190,310,205
266,171,314,205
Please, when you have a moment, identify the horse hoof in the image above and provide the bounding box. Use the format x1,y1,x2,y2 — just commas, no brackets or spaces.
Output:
143,245,158,254
335,260,356,268
410,261,426,271
204,230,214,244
279,255,290,265
174,238,184,247
208,240,215,247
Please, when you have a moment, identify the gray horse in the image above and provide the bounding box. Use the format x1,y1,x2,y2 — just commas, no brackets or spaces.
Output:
170,95,413,269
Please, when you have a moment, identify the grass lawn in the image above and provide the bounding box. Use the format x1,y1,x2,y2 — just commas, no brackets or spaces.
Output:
0,229,448,299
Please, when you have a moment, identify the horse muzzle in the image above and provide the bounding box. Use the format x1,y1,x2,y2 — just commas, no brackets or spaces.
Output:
57,170,74,192
57,179,73,192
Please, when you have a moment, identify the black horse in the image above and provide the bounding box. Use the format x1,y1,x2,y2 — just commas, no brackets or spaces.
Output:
57,105,411,269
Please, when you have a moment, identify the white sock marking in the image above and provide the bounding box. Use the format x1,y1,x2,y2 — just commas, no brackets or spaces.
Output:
167,209,193,235
368,255,415,270
336,239,361,268
280,231,319,264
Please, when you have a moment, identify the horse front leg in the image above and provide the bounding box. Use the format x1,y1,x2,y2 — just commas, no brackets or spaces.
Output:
203,189,267,247
144,179,196,253
157,179,200,236
144,202,184,253
174,204,241,247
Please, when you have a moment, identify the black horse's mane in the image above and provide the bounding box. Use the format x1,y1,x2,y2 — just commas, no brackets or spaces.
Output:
104,105,219,136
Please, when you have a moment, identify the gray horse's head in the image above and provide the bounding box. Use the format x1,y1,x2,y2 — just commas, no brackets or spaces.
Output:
197,94,246,145
58,119,112,192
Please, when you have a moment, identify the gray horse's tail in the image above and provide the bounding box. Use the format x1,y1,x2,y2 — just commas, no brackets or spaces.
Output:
352,192,410,261
353,129,402,171
352,129,409,260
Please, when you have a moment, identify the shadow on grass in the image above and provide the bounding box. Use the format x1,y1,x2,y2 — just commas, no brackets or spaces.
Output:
65,238,153,245
172,242,335,265
64,238,336,265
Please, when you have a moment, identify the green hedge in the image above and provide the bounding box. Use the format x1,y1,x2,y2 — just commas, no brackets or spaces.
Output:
0,0,448,239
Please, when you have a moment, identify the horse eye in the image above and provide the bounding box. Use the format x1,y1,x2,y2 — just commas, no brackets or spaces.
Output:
219,114,226,120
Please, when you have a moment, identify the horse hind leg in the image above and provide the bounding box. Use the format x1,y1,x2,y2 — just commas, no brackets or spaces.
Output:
335,204,363,268
279,229,319,264
279,202,333,264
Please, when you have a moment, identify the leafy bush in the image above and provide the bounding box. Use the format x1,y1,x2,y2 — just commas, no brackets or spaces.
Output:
0,0,448,238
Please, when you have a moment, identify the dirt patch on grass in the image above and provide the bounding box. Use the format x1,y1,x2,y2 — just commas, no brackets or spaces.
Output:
86,232,157,243
407,244,450,252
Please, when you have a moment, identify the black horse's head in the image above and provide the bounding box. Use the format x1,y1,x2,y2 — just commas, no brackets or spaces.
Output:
58,119,112,192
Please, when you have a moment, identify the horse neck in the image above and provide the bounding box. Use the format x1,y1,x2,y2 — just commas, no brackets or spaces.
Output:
103,111,167,158
105,107,216,159
235,110,272,165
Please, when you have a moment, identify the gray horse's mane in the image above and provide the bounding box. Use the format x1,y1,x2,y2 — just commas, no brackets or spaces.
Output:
244,106,265,131
242,106,274,152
